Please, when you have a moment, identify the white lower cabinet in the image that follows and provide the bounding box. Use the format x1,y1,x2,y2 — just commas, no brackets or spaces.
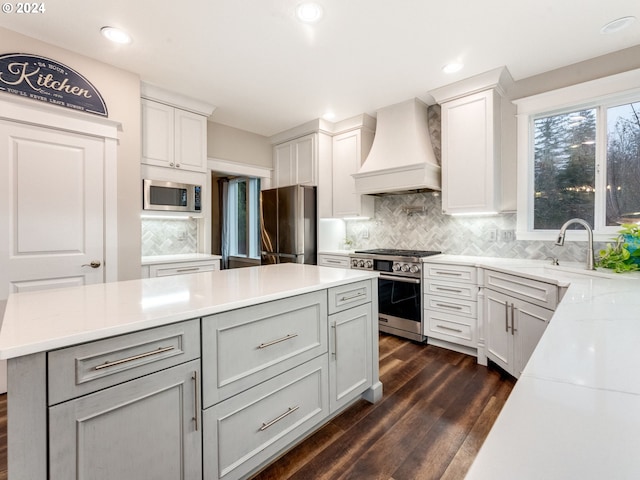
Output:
203,356,328,480
202,281,376,480
49,359,202,480
317,252,351,269
329,302,373,412
142,258,221,278
484,282,555,378
424,262,480,354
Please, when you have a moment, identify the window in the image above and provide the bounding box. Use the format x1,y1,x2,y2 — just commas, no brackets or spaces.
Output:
533,108,597,229
227,177,260,258
516,70,640,241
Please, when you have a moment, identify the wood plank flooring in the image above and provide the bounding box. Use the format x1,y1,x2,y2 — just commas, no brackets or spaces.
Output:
251,334,515,480
0,334,514,480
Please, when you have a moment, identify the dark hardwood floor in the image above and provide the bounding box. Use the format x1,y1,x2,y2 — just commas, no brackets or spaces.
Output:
0,334,514,480
251,334,515,480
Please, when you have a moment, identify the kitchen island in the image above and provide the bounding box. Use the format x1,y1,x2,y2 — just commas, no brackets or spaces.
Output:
0,263,381,480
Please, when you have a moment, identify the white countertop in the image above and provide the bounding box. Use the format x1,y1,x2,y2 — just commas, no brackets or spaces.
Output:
0,264,377,360
428,255,640,479
141,253,223,265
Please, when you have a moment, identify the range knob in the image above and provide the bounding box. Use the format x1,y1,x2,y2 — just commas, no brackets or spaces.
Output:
365,260,373,269
409,265,420,274
392,263,401,271
401,264,410,272
358,259,365,268
351,259,359,268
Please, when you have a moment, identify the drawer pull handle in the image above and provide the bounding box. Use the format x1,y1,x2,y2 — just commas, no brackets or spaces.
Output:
94,346,176,370
326,259,342,264
435,303,463,310
176,267,200,273
259,406,300,431
434,271,463,276
258,333,298,349
437,324,463,333
435,287,463,294
192,371,199,431
340,291,365,302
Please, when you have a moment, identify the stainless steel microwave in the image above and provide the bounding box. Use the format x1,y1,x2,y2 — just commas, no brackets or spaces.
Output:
143,179,201,212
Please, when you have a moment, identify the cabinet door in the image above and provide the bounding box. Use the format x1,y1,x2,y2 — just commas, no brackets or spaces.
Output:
484,289,513,373
294,134,316,185
332,130,373,218
49,360,202,480
441,89,499,214
514,301,552,376
175,109,207,172
141,99,175,168
329,303,372,412
274,142,294,187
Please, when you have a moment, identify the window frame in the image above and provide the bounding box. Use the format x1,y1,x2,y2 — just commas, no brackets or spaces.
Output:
515,68,640,242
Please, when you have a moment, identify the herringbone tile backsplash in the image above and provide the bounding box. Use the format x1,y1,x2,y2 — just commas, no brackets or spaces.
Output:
345,192,605,263
142,218,198,256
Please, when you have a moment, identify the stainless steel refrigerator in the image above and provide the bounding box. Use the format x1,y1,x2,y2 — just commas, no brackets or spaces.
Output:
260,185,317,265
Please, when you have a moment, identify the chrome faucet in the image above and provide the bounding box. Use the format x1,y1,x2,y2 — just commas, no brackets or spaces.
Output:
555,218,595,270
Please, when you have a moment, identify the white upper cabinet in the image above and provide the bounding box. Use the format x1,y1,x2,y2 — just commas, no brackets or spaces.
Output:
142,99,207,173
273,133,317,187
332,128,374,218
270,115,375,219
441,90,500,214
430,67,516,215
140,83,215,174
174,108,208,172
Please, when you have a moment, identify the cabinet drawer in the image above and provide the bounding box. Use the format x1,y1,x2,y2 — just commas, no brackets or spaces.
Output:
203,356,328,480
426,279,478,301
327,279,372,315
48,319,200,405
425,310,475,347
425,295,477,318
423,263,477,284
484,269,558,309
202,291,328,407
149,260,220,277
318,254,350,269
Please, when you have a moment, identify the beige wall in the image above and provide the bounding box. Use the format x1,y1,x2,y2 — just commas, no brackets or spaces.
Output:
0,27,142,281
512,44,640,99
207,121,271,168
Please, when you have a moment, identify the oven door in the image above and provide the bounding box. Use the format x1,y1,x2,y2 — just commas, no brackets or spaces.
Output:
377,274,424,341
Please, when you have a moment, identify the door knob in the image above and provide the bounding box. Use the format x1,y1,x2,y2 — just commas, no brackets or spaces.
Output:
82,261,102,268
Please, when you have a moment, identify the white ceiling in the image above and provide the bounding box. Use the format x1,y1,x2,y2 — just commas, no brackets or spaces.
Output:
2,1,640,136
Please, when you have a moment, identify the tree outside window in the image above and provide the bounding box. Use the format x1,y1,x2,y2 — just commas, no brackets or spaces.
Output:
532,100,640,232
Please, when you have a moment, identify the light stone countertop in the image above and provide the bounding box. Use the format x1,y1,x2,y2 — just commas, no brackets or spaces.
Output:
0,264,377,360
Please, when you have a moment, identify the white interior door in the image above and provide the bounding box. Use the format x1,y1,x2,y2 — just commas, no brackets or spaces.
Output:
0,120,105,296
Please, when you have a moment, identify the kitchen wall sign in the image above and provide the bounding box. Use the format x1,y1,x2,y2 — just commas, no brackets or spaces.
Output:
0,53,108,116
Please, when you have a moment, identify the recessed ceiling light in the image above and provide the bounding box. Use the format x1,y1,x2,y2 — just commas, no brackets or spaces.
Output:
296,2,323,23
601,16,636,34
442,62,464,74
100,26,132,44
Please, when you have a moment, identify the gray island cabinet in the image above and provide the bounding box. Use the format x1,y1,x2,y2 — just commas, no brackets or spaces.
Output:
1,264,381,480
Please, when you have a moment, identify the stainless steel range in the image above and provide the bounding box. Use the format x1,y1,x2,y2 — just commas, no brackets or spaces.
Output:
350,249,441,342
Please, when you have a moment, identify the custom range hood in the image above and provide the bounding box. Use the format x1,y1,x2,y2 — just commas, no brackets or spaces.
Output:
353,98,441,195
